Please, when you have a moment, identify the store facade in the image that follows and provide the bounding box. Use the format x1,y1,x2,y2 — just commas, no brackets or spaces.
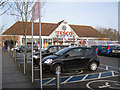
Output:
2,20,109,48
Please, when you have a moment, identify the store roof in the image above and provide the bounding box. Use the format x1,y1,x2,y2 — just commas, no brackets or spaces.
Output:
2,21,105,37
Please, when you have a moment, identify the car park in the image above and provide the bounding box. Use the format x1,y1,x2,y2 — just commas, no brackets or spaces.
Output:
100,45,116,56
111,45,120,57
15,45,38,53
33,45,69,65
42,47,100,74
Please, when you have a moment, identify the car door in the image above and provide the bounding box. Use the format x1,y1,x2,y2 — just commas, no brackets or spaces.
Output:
62,48,84,70
82,48,94,68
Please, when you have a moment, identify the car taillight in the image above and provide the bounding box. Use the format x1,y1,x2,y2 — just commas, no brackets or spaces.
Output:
96,48,98,51
96,54,99,58
108,46,110,50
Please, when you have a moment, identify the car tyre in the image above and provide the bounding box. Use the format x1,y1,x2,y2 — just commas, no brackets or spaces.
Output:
52,64,62,74
89,61,98,71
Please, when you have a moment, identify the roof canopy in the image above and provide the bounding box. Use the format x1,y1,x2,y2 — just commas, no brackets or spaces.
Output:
2,21,105,37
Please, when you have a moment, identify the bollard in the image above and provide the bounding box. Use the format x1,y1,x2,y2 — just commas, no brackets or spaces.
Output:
24,55,25,74
13,50,14,57
56,66,61,90
15,50,16,62
19,53,20,67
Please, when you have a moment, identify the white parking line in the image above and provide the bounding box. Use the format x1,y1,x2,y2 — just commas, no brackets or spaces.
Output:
98,73,101,78
43,78,55,86
81,74,88,81
111,71,114,76
62,76,73,84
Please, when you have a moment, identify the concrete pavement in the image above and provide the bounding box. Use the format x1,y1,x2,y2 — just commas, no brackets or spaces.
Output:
2,50,34,88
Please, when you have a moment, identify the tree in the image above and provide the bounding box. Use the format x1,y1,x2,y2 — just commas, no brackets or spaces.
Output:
95,26,119,41
8,0,45,72
0,0,11,16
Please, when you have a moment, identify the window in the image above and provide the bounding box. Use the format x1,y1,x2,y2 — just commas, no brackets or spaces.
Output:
102,46,108,49
58,46,63,51
66,48,84,57
58,46,68,51
49,47,57,53
84,49,93,56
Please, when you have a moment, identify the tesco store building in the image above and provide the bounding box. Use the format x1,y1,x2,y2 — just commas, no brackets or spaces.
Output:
2,20,109,48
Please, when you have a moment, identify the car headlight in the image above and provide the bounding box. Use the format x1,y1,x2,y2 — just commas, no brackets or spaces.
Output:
112,50,115,52
44,59,53,64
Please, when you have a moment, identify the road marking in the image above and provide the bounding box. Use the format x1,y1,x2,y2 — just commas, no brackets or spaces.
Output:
98,73,101,78
35,71,119,86
111,71,114,76
86,80,120,90
81,74,88,81
43,78,55,86
62,76,73,84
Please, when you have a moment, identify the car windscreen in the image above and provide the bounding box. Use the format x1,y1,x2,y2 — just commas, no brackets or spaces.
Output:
55,48,70,56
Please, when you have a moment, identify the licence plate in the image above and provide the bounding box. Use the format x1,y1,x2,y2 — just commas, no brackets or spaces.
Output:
115,50,118,52
103,50,106,52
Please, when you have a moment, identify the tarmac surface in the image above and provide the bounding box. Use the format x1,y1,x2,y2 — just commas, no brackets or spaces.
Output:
1,50,120,89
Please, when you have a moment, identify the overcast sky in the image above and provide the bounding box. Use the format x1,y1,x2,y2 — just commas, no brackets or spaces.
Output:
1,0,119,33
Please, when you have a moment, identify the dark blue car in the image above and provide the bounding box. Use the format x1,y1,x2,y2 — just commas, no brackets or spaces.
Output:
100,45,116,56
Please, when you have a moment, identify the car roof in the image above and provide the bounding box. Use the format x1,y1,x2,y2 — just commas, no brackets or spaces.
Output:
48,45,69,47
68,46,92,49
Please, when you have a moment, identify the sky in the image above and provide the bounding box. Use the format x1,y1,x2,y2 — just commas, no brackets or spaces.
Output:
0,0,119,33
41,2,118,29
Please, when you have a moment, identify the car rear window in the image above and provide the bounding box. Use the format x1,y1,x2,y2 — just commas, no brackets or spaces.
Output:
84,48,94,56
102,46,108,49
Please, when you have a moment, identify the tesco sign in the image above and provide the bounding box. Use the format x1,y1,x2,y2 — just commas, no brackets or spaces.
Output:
56,31,73,35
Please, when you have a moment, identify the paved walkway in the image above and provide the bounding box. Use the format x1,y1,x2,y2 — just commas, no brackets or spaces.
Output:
2,50,34,88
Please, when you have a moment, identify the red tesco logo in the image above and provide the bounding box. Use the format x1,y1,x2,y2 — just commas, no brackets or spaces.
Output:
56,31,72,35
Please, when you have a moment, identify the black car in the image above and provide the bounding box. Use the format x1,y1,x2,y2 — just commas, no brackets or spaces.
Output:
111,45,120,57
42,47,100,74
33,45,69,65
17,45,38,53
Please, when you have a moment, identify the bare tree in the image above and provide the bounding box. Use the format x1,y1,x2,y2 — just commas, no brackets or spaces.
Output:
0,0,11,16
8,0,45,72
96,26,119,41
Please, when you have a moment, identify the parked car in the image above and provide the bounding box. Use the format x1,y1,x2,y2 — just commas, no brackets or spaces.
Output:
91,45,102,55
16,45,38,53
11,46,20,52
33,45,69,65
100,45,116,56
42,47,100,74
111,45,120,57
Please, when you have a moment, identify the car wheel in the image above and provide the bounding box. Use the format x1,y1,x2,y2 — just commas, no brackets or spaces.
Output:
52,64,62,74
89,62,98,71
